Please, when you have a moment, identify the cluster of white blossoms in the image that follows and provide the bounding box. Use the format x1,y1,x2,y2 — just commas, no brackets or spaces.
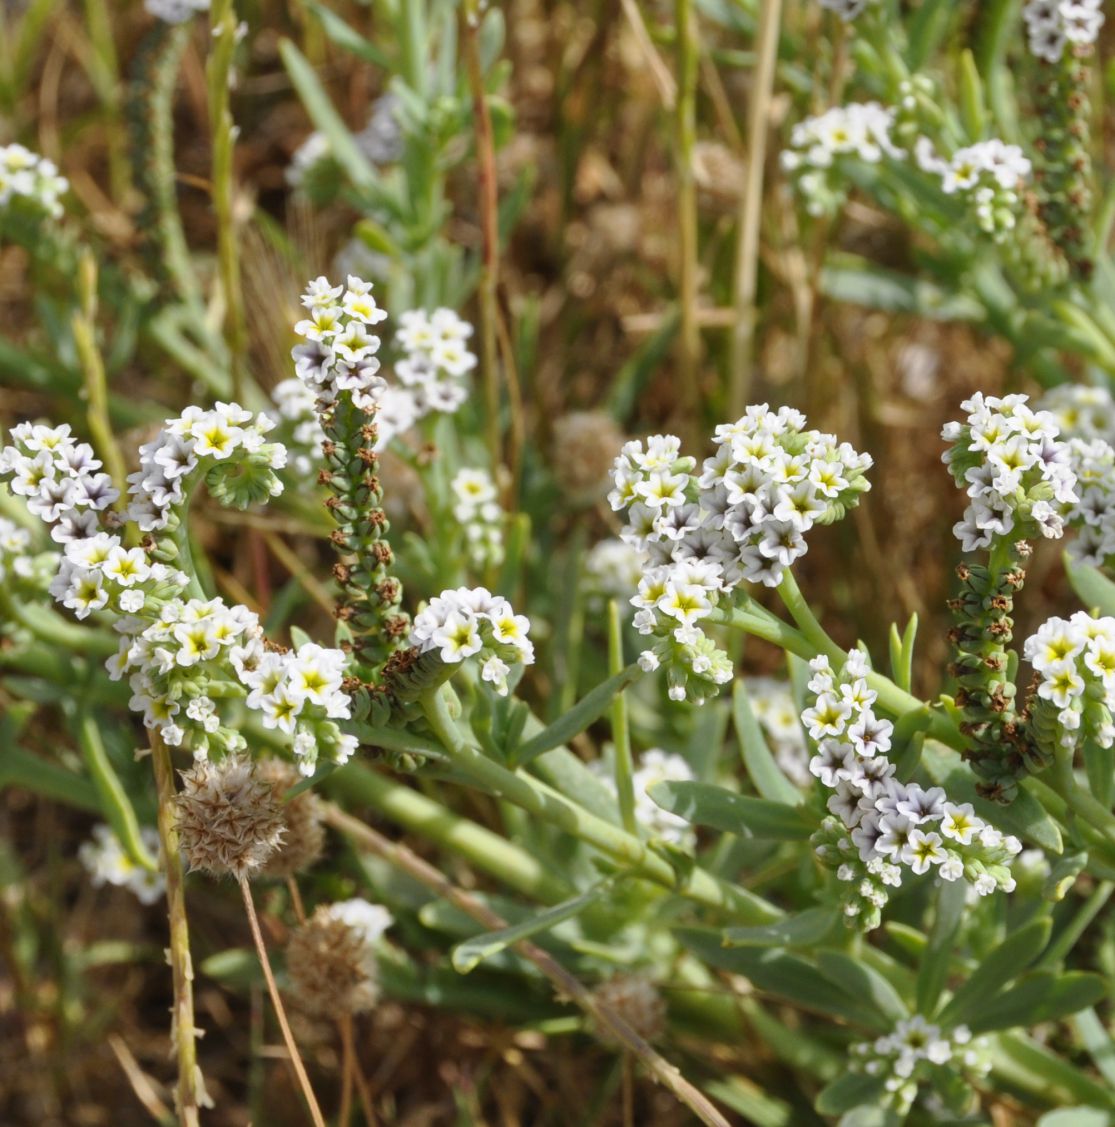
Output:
1024,613,1115,754
806,653,1020,930
748,676,812,787
126,404,287,532
269,378,327,478
0,516,57,599
583,538,644,606
108,596,356,774
941,392,1077,552
450,469,504,568
409,587,534,696
372,309,477,446
1060,437,1115,569
818,0,873,20
144,0,209,22
594,748,696,847
610,406,871,704
287,95,403,190
1024,0,1104,61
780,102,898,216
328,898,395,945
916,139,1032,242
292,275,389,412
851,1016,991,1115
0,143,68,219
1,422,121,544
79,824,165,905
1039,384,1115,444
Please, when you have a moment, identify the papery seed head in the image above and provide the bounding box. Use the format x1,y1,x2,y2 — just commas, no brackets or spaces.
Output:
590,973,666,1046
174,756,285,880
256,758,326,879
286,905,381,1016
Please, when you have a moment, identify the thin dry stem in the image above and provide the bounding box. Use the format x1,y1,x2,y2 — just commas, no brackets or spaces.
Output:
238,877,328,1127
728,0,783,417
322,803,731,1127
150,732,202,1127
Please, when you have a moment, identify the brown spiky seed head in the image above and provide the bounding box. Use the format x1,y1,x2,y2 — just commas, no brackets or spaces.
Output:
590,973,666,1046
255,759,326,879
174,756,285,880
551,411,625,498
286,906,381,1017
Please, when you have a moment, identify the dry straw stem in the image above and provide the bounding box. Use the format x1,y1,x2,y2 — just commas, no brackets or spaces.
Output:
728,0,783,417
149,731,203,1127
322,803,732,1127
239,876,328,1127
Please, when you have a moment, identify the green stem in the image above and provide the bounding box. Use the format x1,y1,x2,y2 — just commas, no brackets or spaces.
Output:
419,686,781,924
0,588,119,657
607,600,637,835
1037,881,1115,971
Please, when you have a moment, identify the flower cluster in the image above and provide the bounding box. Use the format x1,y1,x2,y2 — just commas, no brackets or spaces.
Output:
917,139,1032,242
269,378,327,478
1,422,120,544
373,309,477,447
1039,384,1115,444
450,469,504,569
818,0,873,20
851,1016,991,1115
1061,437,1115,569
1024,613,1115,755
1024,0,1104,62
292,275,389,412
126,404,287,532
286,95,402,192
107,596,356,774
941,392,1076,552
0,517,57,600
780,103,898,216
749,677,811,787
79,824,165,905
594,748,695,847
806,653,1020,930
409,587,534,696
144,0,209,23
610,406,871,704
583,538,644,606
0,143,68,219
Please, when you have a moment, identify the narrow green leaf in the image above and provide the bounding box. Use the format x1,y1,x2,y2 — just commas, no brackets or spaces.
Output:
917,878,967,1017
1066,554,1115,618
513,665,642,767
1035,972,1108,1025
733,680,802,805
279,39,379,197
306,1,392,68
451,881,612,974
906,0,954,70
937,917,1051,1027
0,744,100,812
723,907,840,949
815,951,908,1025
1074,1008,1115,1088
958,49,987,140
815,1073,887,1116
1038,1111,1115,1127
819,260,982,321
647,780,816,841
967,971,1056,1032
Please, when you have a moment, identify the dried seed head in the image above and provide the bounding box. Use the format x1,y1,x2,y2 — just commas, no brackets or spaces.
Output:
256,759,326,880
591,974,666,1046
286,900,390,1016
174,756,285,880
551,411,625,499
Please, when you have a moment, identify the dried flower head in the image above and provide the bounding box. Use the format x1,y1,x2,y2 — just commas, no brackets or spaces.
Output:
256,759,326,879
591,973,666,1046
551,411,625,499
286,901,389,1017
174,756,285,880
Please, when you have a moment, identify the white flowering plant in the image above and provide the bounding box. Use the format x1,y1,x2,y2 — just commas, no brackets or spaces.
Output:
8,2,1115,1125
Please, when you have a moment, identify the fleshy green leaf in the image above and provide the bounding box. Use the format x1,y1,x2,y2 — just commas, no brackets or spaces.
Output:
937,917,1051,1027
733,680,803,806
723,907,840,949
647,780,816,841
450,881,612,974
815,1073,887,1116
1066,554,1115,618
917,878,967,1017
815,950,909,1025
